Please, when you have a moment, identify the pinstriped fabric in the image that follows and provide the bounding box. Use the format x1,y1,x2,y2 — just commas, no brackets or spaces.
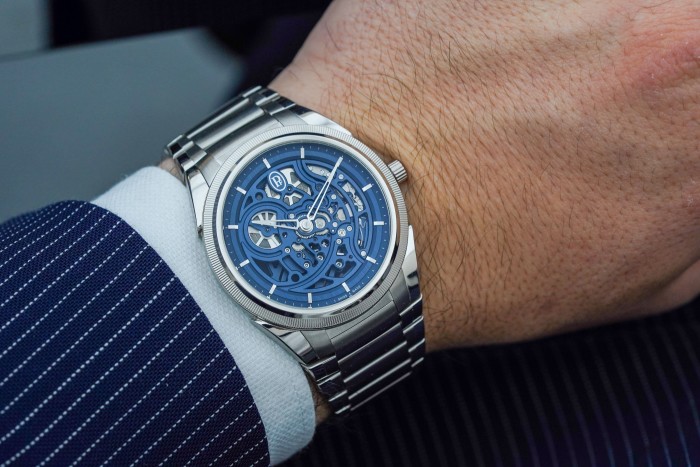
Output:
285,300,700,466
0,201,269,466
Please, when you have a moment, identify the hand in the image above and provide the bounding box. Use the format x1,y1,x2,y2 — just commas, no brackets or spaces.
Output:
308,156,343,220
250,218,299,230
271,0,700,350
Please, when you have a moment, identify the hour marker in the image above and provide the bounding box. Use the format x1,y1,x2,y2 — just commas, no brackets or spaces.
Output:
268,284,277,295
236,186,247,195
227,224,239,230
342,282,350,293
239,259,250,267
263,158,271,169
366,256,377,264
362,183,373,192
373,221,385,226
300,147,305,159
307,292,313,304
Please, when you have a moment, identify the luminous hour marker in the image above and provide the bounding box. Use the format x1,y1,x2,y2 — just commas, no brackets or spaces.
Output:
362,183,373,192
227,224,239,230
263,158,271,169
307,292,313,304
300,147,305,159
366,256,377,264
239,259,250,267
268,284,277,295
373,221,385,226
342,282,350,293
236,186,247,195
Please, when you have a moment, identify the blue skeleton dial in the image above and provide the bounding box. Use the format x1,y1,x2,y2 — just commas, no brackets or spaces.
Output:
220,141,393,312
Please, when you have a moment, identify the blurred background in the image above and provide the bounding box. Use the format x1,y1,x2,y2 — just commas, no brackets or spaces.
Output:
0,0,323,222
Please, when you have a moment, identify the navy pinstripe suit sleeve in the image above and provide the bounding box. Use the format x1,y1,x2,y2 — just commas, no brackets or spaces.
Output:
0,201,270,466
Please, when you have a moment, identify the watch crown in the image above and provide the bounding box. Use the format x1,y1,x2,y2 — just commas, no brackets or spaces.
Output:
388,160,408,183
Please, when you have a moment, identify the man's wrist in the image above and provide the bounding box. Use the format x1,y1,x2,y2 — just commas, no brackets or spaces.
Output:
305,373,332,424
158,157,183,182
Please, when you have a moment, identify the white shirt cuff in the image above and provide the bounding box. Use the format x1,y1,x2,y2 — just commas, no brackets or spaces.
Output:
93,166,315,465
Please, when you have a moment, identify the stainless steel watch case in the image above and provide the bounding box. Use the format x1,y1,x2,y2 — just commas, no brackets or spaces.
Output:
202,124,410,330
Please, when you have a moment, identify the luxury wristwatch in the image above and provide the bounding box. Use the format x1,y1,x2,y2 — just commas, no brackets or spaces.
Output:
165,86,424,414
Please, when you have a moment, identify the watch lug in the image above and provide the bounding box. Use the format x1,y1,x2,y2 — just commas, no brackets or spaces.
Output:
389,225,421,311
403,225,420,294
184,169,208,236
254,320,318,364
297,110,352,136
165,136,214,235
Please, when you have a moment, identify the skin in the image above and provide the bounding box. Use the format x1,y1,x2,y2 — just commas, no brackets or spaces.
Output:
165,0,700,421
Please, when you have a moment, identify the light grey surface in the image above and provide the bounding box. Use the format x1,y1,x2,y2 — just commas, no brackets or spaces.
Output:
0,0,48,57
0,29,241,222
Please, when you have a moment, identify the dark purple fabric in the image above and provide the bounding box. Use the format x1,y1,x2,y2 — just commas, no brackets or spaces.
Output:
286,297,700,466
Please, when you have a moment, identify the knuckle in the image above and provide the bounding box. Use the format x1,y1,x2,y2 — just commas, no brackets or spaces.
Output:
618,2,700,92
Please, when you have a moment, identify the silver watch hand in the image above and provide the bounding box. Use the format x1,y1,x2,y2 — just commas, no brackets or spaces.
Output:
308,156,343,221
251,219,299,230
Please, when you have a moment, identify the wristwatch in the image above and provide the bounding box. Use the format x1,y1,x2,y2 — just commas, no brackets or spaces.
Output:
165,86,424,414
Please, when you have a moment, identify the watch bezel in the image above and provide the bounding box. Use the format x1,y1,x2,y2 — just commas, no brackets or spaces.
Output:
203,125,409,329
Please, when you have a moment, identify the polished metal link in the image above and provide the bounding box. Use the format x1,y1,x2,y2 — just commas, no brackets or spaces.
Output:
166,86,307,179
308,297,424,414
168,86,424,414
305,223,424,413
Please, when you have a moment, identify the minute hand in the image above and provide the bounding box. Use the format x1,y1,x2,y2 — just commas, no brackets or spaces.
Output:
308,156,343,221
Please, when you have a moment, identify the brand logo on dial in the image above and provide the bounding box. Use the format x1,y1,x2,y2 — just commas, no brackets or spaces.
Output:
267,171,287,192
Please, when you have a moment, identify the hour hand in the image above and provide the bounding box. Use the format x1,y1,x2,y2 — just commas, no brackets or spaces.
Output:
250,218,299,230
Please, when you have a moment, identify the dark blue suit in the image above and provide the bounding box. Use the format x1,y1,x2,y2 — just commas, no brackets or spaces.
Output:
0,202,269,466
